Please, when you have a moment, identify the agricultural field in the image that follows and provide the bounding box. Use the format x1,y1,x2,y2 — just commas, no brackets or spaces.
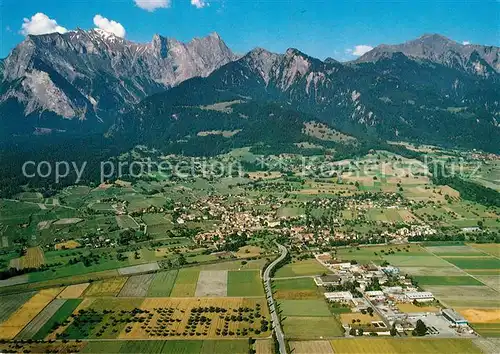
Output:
458,309,500,337
274,259,329,277
0,291,36,322
413,276,484,286
0,287,62,339
469,243,500,257
227,270,264,297
289,341,334,354
278,299,332,317
32,299,83,340
15,299,67,339
423,285,500,308
335,244,428,265
148,270,179,297
282,316,344,339
116,297,271,340
115,215,139,229
170,268,201,297
273,277,320,300
329,338,482,353
20,247,46,269
58,283,90,299
83,277,128,297
118,274,155,297
195,270,228,297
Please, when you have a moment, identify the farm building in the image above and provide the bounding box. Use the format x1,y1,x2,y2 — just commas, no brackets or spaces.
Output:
405,291,434,302
324,291,353,303
442,309,468,326
314,274,341,287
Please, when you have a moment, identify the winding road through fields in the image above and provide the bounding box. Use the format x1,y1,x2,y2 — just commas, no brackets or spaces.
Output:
263,242,288,354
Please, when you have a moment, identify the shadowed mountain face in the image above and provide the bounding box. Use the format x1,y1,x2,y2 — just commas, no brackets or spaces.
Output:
0,30,236,135
118,38,499,152
1,32,499,152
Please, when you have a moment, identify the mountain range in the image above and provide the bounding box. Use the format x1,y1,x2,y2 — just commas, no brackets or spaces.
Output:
0,31,498,152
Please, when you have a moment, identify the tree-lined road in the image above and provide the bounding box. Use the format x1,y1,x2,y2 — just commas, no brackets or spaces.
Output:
263,242,288,354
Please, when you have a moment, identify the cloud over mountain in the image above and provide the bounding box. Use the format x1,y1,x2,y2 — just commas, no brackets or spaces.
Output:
93,15,126,38
346,45,374,56
20,13,68,36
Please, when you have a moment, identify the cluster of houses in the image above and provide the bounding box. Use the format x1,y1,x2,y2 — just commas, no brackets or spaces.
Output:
313,252,475,337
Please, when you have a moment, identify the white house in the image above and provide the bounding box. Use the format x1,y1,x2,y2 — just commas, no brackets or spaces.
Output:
324,291,353,302
405,291,434,302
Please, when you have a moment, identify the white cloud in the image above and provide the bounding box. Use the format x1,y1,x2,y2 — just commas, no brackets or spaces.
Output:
462,41,471,45
191,0,209,8
134,0,171,12
93,15,126,38
346,45,374,56
20,13,68,36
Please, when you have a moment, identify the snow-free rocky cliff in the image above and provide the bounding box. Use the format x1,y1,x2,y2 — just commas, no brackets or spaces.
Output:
0,29,236,133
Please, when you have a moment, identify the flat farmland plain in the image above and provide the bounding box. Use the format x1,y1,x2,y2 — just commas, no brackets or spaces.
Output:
83,277,128,297
118,274,155,297
413,276,483,286
119,297,271,340
170,269,200,297
443,257,500,270
195,270,228,297
0,287,62,339
0,291,36,322
273,277,320,300
15,299,66,339
423,285,500,308
32,299,82,340
148,270,178,297
57,283,90,299
274,259,329,277
289,341,334,354
20,247,45,269
330,338,482,353
282,316,344,339
469,243,500,257
227,270,264,297
278,299,332,317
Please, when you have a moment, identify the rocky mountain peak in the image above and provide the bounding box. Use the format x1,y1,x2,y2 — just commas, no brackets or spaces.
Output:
356,33,499,75
0,30,237,132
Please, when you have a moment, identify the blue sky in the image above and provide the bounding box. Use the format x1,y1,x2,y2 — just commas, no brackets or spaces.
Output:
1,0,499,61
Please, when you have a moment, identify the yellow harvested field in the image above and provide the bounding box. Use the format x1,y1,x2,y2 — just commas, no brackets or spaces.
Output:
20,247,45,269
83,277,128,297
330,338,481,353
255,339,273,354
290,340,334,354
340,312,381,326
55,240,81,250
235,246,263,258
0,287,62,339
57,283,90,299
119,297,271,340
396,303,440,313
459,308,500,323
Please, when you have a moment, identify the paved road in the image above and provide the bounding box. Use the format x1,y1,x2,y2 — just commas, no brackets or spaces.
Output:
263,242,288,354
